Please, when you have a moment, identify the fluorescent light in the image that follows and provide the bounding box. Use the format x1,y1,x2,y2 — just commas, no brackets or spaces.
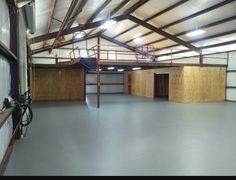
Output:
133,34,142,39
133,37,144,43
74,33,85,39
107,67,115,70
186,29,205,37
100,20,117,29
118,69,124,72
132,67,141,71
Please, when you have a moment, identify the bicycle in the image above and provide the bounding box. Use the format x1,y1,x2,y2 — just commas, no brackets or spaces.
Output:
16,90,33,127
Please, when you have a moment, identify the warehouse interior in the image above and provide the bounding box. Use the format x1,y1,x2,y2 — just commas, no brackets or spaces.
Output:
1,0,236,176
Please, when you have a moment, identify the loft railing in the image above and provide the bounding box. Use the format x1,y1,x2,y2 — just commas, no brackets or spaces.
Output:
68,44,155,62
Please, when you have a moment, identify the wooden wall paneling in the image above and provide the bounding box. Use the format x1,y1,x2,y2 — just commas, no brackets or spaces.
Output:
31,68,85,101
183,67,226,102
169,68,185,102
125,67,225,103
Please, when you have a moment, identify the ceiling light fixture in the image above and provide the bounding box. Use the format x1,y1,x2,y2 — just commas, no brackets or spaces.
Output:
100,20,117,30
118,69,124,72
74,32,85,39
186,29,205,37
132,67,141,71
107,67,115,70
133,37,144,43
133,34,142,39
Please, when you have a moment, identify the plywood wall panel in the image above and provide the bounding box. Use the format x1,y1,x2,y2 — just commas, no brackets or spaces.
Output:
125,67,226,103
169,69,185,102
183,67,226,102
126,68,184,100
31,68,85,101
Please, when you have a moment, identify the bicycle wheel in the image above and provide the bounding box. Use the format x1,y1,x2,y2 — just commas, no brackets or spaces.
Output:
21,104,33,127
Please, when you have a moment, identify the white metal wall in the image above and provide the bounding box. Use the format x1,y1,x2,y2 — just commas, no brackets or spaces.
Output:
0,0,13,164
227,52,236,101
18,9,28,94
0,56,11,109
86,73,124,94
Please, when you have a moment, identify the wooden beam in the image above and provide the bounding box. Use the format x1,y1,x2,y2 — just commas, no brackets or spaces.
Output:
50,0,78,53
28,14,129,44
128,15,201,53
111,0,188,39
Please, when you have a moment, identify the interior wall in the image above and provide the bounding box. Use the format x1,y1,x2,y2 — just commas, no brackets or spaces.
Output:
0,0,13,164
227,51,236,101
183,67,226,102
125,67,226,103
31,67,85,101
125,68,184,101
86,73,124,94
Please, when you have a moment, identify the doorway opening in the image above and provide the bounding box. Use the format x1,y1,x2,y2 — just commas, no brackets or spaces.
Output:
154,73,170,99
127,74,132,95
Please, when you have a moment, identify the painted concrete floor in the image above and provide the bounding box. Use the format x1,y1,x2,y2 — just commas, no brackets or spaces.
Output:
5,95,236,176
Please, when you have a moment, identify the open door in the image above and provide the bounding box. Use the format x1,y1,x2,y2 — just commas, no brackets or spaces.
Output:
154,73,169,98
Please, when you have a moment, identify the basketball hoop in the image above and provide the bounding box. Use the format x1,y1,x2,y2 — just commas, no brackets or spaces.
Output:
135,45,155,62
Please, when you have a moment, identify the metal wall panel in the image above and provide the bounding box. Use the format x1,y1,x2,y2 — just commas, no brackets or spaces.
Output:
0,0,10,48
86,73,124,94
0,0,12,164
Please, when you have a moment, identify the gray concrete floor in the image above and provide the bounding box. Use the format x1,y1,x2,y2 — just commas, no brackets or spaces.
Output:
4,95,236,176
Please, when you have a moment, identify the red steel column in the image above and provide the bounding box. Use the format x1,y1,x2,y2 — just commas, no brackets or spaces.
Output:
97,36,101,108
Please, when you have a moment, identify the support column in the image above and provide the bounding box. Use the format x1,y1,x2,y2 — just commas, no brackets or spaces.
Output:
97,36,101,108
199,53,203,67
8,1,19,99
8,0,20,137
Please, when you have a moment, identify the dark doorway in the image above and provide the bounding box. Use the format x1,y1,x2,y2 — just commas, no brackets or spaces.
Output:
127,74,132,95
154,73,169,98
